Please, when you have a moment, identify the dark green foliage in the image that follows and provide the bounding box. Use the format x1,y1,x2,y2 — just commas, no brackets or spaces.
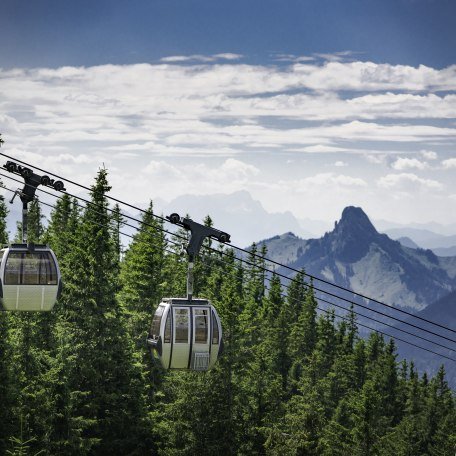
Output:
55,169,148,455
0,170,454,455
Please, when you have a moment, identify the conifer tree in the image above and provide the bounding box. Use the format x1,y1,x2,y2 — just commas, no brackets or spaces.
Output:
288,279,317,389
56,169,148,454
118,199,166,439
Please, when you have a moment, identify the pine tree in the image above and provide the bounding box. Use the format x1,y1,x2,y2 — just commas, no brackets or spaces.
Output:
118,200,166,451
288,279,317,389
118,200,165,353
55,169,148,454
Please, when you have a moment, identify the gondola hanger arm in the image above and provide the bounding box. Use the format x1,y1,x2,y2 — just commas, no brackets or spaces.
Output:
166,213,231,261
166,213,230,301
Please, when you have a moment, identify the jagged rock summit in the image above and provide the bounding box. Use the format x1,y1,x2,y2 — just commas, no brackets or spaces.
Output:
327,206,380,262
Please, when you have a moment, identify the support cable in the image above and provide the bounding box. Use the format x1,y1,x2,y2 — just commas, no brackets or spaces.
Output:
0,154,455,338
1,169,455,346
2,183,454,362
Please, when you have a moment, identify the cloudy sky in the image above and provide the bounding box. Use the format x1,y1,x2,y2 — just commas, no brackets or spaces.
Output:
1,0,456,240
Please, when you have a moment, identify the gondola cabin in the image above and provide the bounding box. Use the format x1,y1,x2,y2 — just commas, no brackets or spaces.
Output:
0,244,62,311
147,298,223,371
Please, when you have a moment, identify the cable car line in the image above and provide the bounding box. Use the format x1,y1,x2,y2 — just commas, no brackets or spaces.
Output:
190,242,456,356
208,247,456,346
313,294,455,354
226,242,456,337
2,170,455,350
263,284,456,363
179,243,456,363
2,152,454,340
7,185,453,363
2,170,455,348
1,156,455,341
2,152,455,337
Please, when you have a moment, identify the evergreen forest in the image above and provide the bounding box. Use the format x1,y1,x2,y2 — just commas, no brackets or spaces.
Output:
0,169,455,455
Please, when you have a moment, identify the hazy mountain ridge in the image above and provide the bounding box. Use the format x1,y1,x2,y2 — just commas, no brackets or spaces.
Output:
385,227,456,257
152,190,456,257
155,191,316,248
258,206,456,312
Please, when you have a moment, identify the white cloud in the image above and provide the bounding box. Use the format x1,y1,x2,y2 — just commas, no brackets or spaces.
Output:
293,173,368,191
378,173,443,191
160,55,216,63
391,157,428,170
442,158,456,169
213,53,243,61
144,160,183,178
141,158,260,201
288,145,348,153
1,61,456,163
218,158,260,177
1,59,456,227
313,51,360,62
273,54,315,63
421,150,437,160
365,154,386,165
334,161,348,167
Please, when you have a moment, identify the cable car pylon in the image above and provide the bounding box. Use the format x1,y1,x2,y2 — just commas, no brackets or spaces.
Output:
0,161,64,311
147,214,230,370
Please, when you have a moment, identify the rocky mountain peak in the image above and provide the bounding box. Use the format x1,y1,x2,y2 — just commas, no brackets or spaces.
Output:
336,206,377,236
327,206,380,262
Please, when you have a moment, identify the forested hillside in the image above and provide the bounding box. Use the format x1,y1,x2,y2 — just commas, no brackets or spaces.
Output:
0,170,455,455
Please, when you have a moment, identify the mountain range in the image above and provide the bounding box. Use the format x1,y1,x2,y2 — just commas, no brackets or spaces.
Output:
154,190,320,246
154,190,456,255
258,206,456,312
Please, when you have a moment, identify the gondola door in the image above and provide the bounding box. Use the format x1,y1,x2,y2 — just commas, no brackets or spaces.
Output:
192,307,210,370
172,306,190,368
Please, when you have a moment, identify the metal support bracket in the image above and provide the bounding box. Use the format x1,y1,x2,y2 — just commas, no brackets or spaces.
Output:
166,213,230,301
3,161,66,243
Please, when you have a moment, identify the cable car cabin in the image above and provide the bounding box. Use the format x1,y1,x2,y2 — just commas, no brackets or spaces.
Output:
0,244,62,311
147,298,223,371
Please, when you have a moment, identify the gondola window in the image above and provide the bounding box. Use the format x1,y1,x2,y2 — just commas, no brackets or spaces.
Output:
195,309,208,343
175,308,189,343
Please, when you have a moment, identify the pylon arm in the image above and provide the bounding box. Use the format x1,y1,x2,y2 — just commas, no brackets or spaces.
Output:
167,213,230,260
166,213,231,300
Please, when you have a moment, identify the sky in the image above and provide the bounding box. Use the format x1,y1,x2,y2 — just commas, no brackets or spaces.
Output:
1,0,456,240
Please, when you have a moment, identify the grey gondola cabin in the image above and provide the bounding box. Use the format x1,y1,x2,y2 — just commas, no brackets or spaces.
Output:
147,298,223,371
0,244,62,311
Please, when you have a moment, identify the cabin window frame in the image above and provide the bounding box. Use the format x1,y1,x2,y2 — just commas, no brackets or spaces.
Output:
212,310,219,345
150,305,164,340
193,307,209,344
4,251,58,286
164,310,172,343
173,307,190,344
